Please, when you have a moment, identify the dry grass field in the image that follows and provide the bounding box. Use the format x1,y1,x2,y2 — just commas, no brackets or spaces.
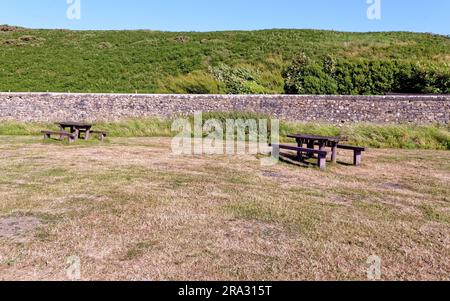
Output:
0,136,449,280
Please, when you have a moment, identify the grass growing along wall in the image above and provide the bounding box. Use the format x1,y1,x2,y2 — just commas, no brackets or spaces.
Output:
0,114,449,150
280,122,450,150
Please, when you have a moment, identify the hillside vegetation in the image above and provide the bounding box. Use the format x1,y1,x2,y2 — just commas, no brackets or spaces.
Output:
1,26,449,94
283,54,450,95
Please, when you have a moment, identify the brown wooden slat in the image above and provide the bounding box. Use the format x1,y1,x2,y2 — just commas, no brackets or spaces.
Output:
336,144,366,151
272,144,328,156
287,134,342,143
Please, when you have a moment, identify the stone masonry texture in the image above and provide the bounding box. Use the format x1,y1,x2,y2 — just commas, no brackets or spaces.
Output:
0,93,449,124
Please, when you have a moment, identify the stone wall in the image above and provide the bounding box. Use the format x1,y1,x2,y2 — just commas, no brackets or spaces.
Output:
0,92,449,124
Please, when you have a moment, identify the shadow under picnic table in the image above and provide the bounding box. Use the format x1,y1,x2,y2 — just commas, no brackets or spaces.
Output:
278,152,354,168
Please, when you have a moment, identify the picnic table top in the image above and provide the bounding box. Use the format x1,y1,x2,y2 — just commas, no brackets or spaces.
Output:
56,121,93,128
287,133,342,143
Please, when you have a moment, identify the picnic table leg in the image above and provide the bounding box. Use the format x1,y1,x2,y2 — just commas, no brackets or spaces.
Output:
296,139,303,161
73,129,79,140
271,144,280,161
331,143,337,163
84,130,90,140
318,153,326,170
58,125,65,140
307,140,314,158
319,142,326,151
354,150,362,166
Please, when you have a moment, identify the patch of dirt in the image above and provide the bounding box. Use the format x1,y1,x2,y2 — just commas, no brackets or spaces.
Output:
382,182,406,190
173,35,191,43
1,35,45,46
0,25,22,32
97,42,113,49
216,219,290,257
328,196,353,206
19,35,35,42
0,216,42,241
260,170,291,180
419,222,450,247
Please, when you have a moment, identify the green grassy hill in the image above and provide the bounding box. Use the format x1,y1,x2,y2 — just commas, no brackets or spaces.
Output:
1,26,449,94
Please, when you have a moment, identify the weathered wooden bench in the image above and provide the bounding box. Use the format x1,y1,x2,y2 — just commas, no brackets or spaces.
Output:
89,130,108,142
309,142,366,166
336,144,366,166
41,130,76,143
272,144,328,170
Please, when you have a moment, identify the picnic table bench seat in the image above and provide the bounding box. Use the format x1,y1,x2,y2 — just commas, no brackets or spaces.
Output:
309,142,366,166
89,130,108,142
336,144,366,166
272,144,328,170
41,130,76,143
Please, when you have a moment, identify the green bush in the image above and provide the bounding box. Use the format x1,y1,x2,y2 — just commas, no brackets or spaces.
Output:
283,54,450,95
210,64,270,94
283,54,337,94
437,73,450,94
157,71,225,94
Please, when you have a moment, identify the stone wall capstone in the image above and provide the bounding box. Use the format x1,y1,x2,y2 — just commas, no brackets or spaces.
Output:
0,92,449,124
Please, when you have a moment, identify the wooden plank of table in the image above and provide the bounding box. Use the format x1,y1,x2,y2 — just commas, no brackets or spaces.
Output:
288,134,341,143
57,121,92,128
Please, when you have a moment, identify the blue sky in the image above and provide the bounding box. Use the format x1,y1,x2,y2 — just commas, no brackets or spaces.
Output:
0,0,449,34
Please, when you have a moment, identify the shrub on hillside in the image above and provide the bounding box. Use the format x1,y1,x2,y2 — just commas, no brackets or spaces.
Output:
283,54,338,94
283,54,450,95
157,71,225,94
210,64,270,94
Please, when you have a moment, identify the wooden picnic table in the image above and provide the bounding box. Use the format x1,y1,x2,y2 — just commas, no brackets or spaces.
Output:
56,121,93,140
287,134,345,163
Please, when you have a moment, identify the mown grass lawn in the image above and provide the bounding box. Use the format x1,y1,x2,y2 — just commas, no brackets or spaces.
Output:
0,136,449,280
